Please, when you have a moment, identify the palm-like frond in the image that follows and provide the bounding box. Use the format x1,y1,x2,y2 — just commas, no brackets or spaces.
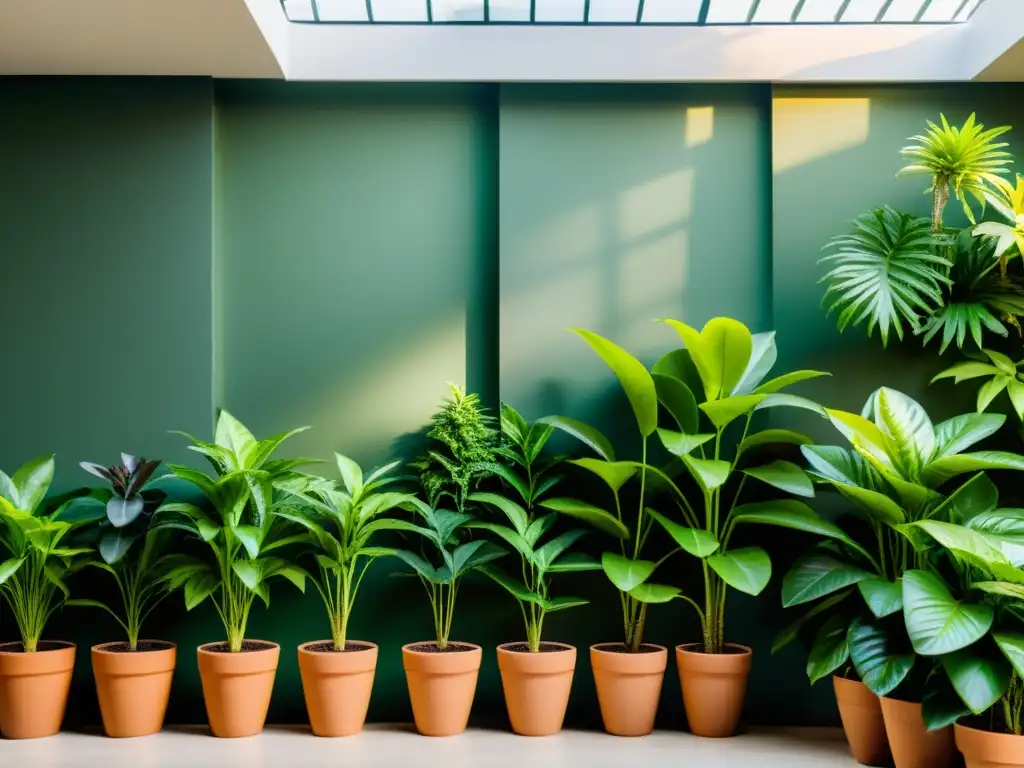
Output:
820,207,951,347
899,113,1012,226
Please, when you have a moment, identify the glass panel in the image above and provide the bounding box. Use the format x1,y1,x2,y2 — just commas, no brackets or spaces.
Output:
641,0,704,22
314,0,371,21
588,0,641,22
371,0,430,21
955,0,982,21
839,0,887,22
534,0,586,21
881,0,927,21
489,0,532,20
752,0,801,21
705,0,755,22
795,0,845,20
433,0,486,21
285,0,317,21
920,0,966,21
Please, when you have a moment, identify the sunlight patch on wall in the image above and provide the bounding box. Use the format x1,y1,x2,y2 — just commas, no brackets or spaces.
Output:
617,167,695,240
685,106,715,147
772,97,871,172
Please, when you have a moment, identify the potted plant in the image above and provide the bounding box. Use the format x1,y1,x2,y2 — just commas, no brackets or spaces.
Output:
156,411,315,738
471,404,605,736
277,453,419,737
779,388,1024,767
69,454,184,738
0,456,102,739
392,498,503,736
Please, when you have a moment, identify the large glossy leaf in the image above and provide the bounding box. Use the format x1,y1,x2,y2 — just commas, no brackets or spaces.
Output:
922,675,972,732
99,530,138,565
184,572,220,611
106,496,144,528
849,616,915,697
931,413,1006,460
478,565,535,602
834,482,906,526
826,409,895,471
732,331,777,396
782,551,874,607
970,508,1024,565
755,370,831,395
568,459,637,494
707,547,771,596
731,500,853,546
660,320,716,400
335,453,363,498
647,509,719,557
700,395,765,430
11,456,54,513
538,498,629,539
392,549,439,582
755,393,827,416
651,348,705,404
602,553,654,592
942,648,1011,714
629,583,680,604
451,540,497,577
739,429,814,455
652,373,699,434
0,557,25,584
858,578,903,619
470,492,529,535
55,496,107,525
546,552,602,573
742,461,814,499
534,530,587,572
656,429,714,458
994,632,1024,677
869,388,935,477
699,318,754,401
905,519,1008,565
572,329,658,437
539,416,615,462
214,410,257,467
807,615,851,684
801,445,883,489
681,456,731,492
903,570,994,656
772,589,853,653
923,451,1024,487
939,472,999,523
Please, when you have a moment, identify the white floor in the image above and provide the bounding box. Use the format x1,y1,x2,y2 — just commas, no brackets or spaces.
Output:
2,725,857,766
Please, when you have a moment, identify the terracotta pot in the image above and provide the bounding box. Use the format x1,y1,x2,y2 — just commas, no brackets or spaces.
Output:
590,643,667,737
675,643,752,738
402,641,481,736
497,642,576,737
197,640,279,738
957,723,1024,768
0,640,76,739
880,696,957,768
833,676,892,766
298,640,377,737
92,641,176,738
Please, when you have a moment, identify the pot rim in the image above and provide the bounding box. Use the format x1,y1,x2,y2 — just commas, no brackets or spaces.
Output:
497,640,575,654
955,722,1024,740
92,640,177,655
299,639,378,653
197,639,280,655
401,641,481,655
676,642,752,657
591,641,668,654
0,640,75,654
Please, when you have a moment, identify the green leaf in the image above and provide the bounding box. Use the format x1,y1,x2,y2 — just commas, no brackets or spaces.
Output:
707,547,771,596
98,530,137,565
270,564,307,592
660,320,716,400
335,453,363,497
923,451,1024,486
699,395,765,429
214,410,257,467
482,462,530,504
978,377,1011,412
940,472,999,523
932,413,1005,460
858,578,903,619
601,553,654,592
184,572,220,611
738,429,814,455
656,429,714,458
731,500,853,547
994,632,1024,677
523,513,558,548
545,552,602,573
922,673,970,731
942,648,1011,714
699,317,754,401
742,461,814,499
904,519,1008,565
534,530,587,572
232,561,262,591
629,583,680,604
567,459,637,494
53,495,107,524
315,554,340,571
807,615,851,685
452,540,498,577
478,564,535,602
732,331,778,395
538,498,629,539
871,388,936,477
652,373,699,434
755,393,826,416
543,596,588,613
647,509,719,557
539,416,615,462
932,361,1001,384
834,483,906,526
772,589,853,653
11,456,54,513
572,329,658,437
782,551,874,607
651,348,704,403
849,616,914,697
903,570,994,656
754,370,831,395
470,492,529,536
0,557,25,584
393,549,438,582
681,455,731,492
233,525,264,559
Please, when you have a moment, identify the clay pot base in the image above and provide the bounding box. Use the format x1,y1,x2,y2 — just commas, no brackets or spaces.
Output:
0,641,76,739
498,642,577,737
676,643,752,738
880,697,957,768
833,676,891,766
299,640,378,737
93,641,176,738
403,641,481,737
198,641,280,738
591,643,667,737
956,722,1024,768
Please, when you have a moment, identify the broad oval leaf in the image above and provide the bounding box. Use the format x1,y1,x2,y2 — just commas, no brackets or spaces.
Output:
682,455,731,492
968,508,1024,566
184,572,221,611
232,525,264,559
834,483,906,526
857,577,903,619
335,453,363,498
739,429,814,455
470,492,529,535
539,415,615,462
568,459,637,494
629,582,680,604
572,329,658,437
849,616,915,697
772,589,853,653
232,561,262,591
905,519,1008,566
602,553,654,592
923,451,1024,487
534,530,587,572
707,547,771,596
106,496,145,529
699,317,754,402
656,429,714,458
660,320,715,400
0,557,25,585
782,551,874,607
994,632,1024,677
903,570,994,656
807,615,851,685
539,497,629,539
931,413,1006,460
648,508,719,558
732,331,778,396
99,530,138,565
942,648,1011,714
742,461,814,499
732,500,853,546
652,373,699,434
871,388,935,477
11,455,55,514
392,548,439,583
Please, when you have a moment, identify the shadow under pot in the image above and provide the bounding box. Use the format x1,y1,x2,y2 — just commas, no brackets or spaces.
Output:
675,643,752,738
498,641,576,737
298,640,378,737
402,641,481,737
0,640,76,739
197,640,279,738
832,675,892,766
591,643,667,737
879,696,957,768
956,722,1024,768
93,640,176,738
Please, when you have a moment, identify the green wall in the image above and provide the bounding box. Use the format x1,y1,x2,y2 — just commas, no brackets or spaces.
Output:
2,77,1023,730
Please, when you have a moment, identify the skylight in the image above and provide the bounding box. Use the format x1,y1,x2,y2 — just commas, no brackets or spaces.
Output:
281,0,986,24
